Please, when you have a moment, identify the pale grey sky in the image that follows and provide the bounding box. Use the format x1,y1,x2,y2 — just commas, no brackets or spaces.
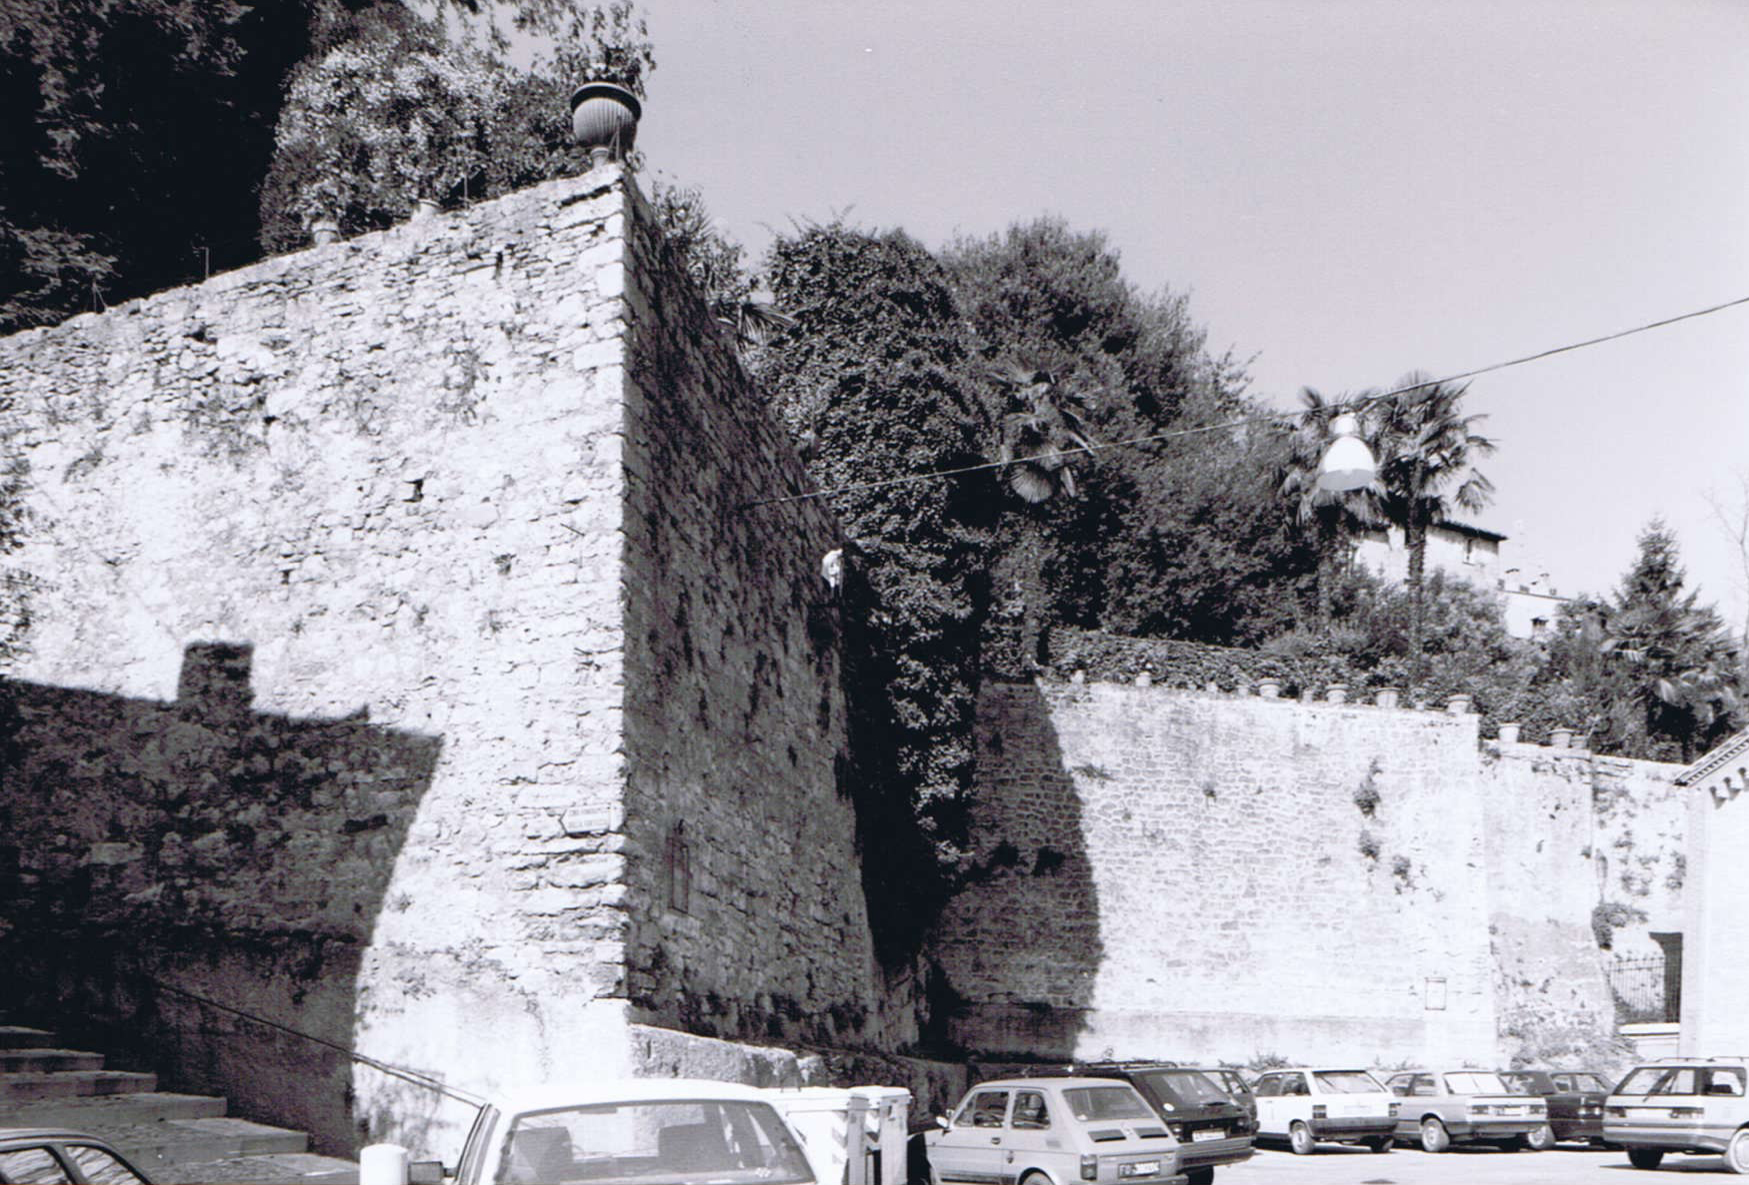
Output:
624,0,1749,628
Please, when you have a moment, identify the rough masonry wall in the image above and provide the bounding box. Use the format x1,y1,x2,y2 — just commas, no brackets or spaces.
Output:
937,679,1689,1070
1480,743,1684,1066
612,182,888,1050
936,680,1498,1067
0,172,642,1153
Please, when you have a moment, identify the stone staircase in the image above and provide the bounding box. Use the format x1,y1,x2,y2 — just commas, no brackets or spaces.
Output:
0,1023,358,1183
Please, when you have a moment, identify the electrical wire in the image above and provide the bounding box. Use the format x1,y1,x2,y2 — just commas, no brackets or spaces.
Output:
742,292,1749,511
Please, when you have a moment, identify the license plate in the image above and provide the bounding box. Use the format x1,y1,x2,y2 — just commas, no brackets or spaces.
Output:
1500,1106,1522,1115
1122,1162,1159,1177
1192,1129,1225,1142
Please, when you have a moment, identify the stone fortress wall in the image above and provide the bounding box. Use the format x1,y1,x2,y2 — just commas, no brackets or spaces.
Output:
0,167,911,1156
0,162,1693,1160
934,678,1686,1071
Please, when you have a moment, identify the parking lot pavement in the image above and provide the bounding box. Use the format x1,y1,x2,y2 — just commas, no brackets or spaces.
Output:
1222,1143,1738,1182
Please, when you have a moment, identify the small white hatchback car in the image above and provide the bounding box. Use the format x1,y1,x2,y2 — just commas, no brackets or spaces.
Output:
1249,1068,1398,1154
927,1077,1187,1185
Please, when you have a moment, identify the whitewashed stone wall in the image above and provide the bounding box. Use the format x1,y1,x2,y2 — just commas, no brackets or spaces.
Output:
0,167,888,1156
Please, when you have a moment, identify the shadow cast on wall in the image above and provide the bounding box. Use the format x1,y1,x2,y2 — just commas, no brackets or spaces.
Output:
0,642,442,1155
933,678,1104,1064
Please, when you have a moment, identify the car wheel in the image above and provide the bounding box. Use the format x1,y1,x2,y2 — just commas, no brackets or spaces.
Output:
1018,1172,1051,1185
1419,1117,1451,1153
1366,1136,1392,1154
1526,1124,1556,1151
1289,1121,1315,1155
1726,1128,1749,1175
1626,1147,1664,1170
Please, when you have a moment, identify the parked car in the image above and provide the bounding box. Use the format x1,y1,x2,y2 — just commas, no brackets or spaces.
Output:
0,1128,153,1184
926,1076,1186,1185
394,1079,830,1185
1499,1068,1615,1148
1381,1068,1547,1152
1197,1070,1257,1134
1250,1068,1397,1154
1604,1056,1749,1172
1074,1062,1252,1185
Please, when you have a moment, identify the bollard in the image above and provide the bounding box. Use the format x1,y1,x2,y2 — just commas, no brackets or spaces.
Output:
361,1143,410,1185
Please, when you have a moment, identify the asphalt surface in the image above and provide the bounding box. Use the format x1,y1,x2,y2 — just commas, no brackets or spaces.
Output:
1221,1142,1738,1183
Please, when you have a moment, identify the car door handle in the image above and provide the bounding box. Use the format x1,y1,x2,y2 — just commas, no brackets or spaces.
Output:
990,1137,1001,1145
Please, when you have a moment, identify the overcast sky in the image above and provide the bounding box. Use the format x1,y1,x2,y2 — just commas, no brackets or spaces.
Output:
616,0,1749,629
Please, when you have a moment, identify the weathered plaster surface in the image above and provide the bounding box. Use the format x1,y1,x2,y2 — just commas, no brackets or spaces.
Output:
0,168,886,1154
936,680,1685,1068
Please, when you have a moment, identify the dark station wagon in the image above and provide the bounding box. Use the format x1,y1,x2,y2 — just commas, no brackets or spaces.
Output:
1074,1063,1252,1185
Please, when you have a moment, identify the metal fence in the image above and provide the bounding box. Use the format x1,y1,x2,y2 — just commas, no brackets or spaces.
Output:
1609,954,1678,1024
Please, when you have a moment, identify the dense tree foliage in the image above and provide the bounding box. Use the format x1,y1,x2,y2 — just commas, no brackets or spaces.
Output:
1,0,658,325
754,224,993,922
1273,519,1747,762
941,217,1310,651
0,0,321,332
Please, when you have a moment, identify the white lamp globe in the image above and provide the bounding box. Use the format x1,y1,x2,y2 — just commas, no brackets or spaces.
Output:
1316,413,1376,492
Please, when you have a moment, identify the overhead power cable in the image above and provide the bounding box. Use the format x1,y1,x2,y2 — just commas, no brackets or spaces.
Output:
743,292,1749,511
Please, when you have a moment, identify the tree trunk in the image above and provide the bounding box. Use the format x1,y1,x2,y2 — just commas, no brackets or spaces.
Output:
1016,514,1048,670
1406,513,1427,692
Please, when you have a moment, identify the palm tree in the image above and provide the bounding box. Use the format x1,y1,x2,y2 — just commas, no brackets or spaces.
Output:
1368,374,1497,689
1279,387,1383,629
988,363,1095,668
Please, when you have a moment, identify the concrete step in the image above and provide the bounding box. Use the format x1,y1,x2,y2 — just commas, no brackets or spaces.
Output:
168,1152,360,1184
98,1116,311,1166
0,1048,106,1073
0,1069,158,1101
0,1090,227,1128
0,1025,57,1049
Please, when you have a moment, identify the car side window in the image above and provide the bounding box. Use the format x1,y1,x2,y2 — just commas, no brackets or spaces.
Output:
1253,1075,1279,1097
1284,1075,1309,1097
65,1146,147,1185
1386,1075,1409,1097
1705,1070,1745,1097
1411,1075,1438,1097
1550,1075,1572,1092
0,1146,73,1184
1652,1069,1698,1096
962,1091,1010,1128
1011,1092,1051,1130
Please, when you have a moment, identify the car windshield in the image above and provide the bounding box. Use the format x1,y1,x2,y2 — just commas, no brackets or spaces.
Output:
1063,1087,1155,1121
1574,1074,1613,1094
1314,1071,1385,1094
1214,1071,1252,1098
1135,1070,1230,1105
1443,1072,1509,1095
497,1099,815,1185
